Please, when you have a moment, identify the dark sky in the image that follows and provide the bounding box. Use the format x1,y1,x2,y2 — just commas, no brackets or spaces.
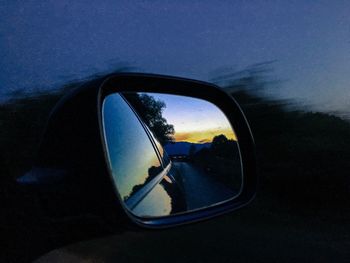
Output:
1,1,349,115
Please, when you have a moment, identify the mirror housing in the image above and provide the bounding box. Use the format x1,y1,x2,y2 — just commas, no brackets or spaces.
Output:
18,73,257,230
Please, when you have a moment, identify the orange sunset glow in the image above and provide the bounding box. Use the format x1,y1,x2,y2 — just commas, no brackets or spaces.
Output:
148,93,237,144
175,128,237,143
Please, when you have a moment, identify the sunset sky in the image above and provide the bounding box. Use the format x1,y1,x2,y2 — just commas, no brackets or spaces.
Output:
147,93,237,143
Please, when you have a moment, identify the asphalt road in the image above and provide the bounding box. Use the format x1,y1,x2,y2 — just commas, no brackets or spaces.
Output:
172,161,236,210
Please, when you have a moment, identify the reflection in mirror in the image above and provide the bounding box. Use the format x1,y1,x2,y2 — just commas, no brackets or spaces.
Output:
102,92,242,218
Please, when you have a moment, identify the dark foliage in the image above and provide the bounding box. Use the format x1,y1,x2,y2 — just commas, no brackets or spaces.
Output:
123,93,175,145
123,164,163,201
224,72,350,215
191,134,241,191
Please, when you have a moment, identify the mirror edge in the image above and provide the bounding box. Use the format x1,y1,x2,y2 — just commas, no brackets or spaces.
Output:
97,73,257,228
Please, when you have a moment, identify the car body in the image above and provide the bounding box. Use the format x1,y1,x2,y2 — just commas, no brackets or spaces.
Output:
103,93,188,217
17,91,188,218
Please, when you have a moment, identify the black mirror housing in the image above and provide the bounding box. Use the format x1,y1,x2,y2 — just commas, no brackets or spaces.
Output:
18,73,257,230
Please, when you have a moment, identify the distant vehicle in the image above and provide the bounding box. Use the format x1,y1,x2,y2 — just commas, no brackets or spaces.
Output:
169,154,190,162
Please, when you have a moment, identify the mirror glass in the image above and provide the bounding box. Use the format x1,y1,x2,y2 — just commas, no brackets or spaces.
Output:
102,92,242,218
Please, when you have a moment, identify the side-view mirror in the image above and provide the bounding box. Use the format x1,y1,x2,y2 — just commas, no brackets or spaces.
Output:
18,73,257,230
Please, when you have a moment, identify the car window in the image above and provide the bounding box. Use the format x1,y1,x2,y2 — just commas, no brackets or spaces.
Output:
102,94,162,201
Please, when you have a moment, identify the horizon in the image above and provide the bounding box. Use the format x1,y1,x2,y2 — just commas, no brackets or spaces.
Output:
146,93,237,144
173,128,236,144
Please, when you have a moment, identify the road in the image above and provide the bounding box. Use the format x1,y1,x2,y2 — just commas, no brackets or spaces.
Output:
172,161,236,210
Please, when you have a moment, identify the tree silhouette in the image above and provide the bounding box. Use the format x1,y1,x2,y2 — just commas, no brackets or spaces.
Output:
189,144,197,156
189,134,242,191
211,134,237,158
124,93,175,145
212,134,228,149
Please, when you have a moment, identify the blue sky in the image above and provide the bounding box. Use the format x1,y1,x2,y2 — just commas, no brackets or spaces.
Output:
1,1,349,116
147,93,236,143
